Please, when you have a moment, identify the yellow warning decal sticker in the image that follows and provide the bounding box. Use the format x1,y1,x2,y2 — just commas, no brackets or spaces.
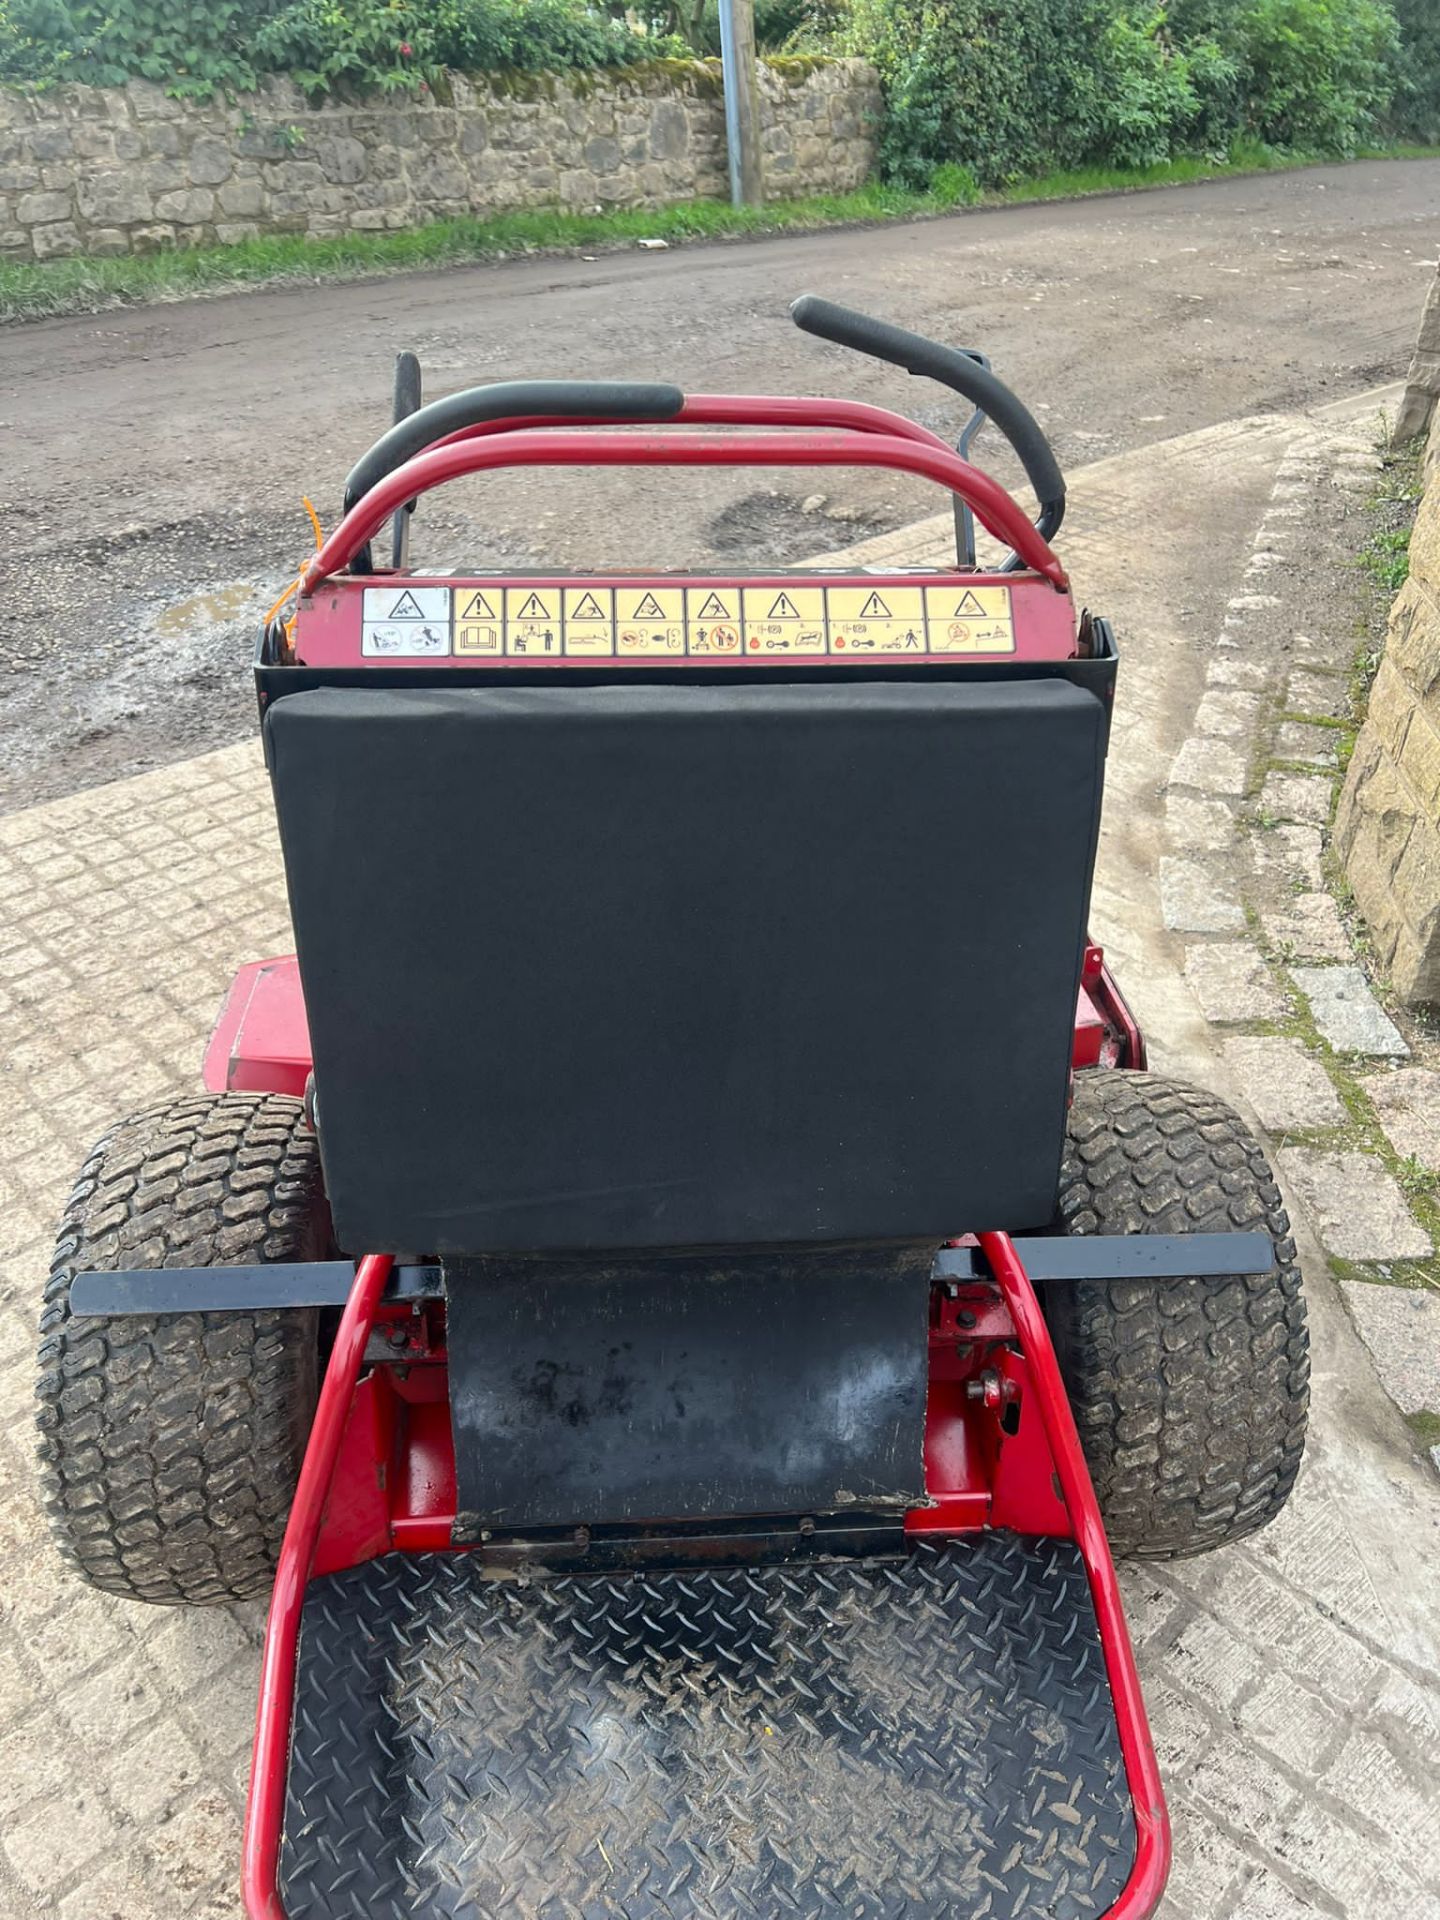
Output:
742,585,827,656
454,585,501,656
924,584,1015,654
685,585,742,655
616,584,685,657
387,578,1016,663
505,585,563,658
562,587,615,656
827,584,928,656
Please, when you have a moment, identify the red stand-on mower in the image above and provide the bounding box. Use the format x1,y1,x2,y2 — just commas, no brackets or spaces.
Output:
35,299,1309,1920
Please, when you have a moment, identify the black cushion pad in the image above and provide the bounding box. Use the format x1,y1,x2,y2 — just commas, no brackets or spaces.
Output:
265,678,1106,1253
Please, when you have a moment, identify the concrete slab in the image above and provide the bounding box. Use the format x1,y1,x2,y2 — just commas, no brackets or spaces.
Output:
1184,943,1288,1022
1339,1283,1440,1415
1195,689,1264,737
1259,770,1335,827
1166,793,1236,852
1294,965,1409,1057
1278,1148,1432,1262
1360,1068,1440,1172
1207,659,1269,689
1275,721,1338,766
1285,670,1351,720
1170,737,1249,794
1260,893,1353,962
1222,1035,1347,1132
1161,857,1247,933
1250,823,1325,891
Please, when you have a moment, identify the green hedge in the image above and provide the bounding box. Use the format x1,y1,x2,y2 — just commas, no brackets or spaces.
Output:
846,0,1406,189
1387,0,1440,138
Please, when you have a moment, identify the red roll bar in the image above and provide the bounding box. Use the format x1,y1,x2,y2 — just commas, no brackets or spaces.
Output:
427,392,961,455
302,423,1069,594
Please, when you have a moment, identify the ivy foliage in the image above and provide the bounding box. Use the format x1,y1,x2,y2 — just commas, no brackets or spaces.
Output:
0,0,659,94
253,0,651,95
848,0,1406,189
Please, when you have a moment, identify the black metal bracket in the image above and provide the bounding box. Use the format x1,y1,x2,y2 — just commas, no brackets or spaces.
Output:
68,1261,443,1318
934,1232,1274,1285
67,1232,1272,1319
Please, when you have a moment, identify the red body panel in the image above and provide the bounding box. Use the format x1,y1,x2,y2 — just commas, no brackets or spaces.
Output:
207,942,1143,1098
290,568,1076,670
203,958,311,1098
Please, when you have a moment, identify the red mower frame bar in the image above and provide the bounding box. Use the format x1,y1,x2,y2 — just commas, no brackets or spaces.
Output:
298,400,1069,597
239,1236,1170,1920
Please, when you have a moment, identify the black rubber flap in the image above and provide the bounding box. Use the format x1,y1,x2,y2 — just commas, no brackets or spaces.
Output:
265,678,1106,1253
446,1241,932,1531
279,1536,1136,1919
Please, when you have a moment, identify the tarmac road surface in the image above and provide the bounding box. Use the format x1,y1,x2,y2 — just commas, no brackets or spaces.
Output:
0,154,1436,808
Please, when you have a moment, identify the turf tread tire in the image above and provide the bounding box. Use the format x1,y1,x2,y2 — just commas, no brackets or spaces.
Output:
1047,1070,1309,1560
35,1092,325,1605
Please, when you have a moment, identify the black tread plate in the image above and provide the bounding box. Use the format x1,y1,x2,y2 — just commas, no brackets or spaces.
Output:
280,1536,1136,1919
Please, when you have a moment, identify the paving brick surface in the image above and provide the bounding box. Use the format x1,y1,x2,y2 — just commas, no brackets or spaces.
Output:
3,411,1440,1920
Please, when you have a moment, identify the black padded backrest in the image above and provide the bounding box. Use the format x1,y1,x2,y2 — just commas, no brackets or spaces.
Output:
266,677,1106,1253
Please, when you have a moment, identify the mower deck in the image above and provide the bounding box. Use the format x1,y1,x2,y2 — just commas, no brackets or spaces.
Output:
279,1533,1134,1920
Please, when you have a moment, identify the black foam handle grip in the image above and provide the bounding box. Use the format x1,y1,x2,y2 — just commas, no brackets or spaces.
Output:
345,378,686,510
790,295,1064,533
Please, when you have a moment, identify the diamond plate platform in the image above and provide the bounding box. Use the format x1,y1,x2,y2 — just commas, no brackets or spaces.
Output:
280,1535,1135,1920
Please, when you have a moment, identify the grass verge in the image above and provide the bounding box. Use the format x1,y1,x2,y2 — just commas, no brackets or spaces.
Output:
3,140,1438,324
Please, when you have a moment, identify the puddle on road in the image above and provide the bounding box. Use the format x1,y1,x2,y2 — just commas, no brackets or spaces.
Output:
154,581,265,637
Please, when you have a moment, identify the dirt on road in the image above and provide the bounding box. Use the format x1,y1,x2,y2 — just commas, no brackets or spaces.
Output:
0,156,1435,810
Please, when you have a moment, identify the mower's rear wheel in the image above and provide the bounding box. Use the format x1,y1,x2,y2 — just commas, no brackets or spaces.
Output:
1044,1069,1309,1560
35,1092,327,1605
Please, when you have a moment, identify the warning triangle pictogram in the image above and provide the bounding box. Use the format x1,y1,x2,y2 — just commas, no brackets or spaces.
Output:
570,591,608,621
695,591,731,619
952,590,989,618
515,591,553,620
458,589,498,621
858,591,892,619
632,591,667,620
767,592,802,619
387,589,428,620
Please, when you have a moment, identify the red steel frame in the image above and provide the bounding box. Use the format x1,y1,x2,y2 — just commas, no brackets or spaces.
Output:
300,416,1069,594
240,1238,1168,1920
240,391,1164,1917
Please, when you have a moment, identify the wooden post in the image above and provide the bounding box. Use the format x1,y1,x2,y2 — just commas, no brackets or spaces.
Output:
717,0,763,207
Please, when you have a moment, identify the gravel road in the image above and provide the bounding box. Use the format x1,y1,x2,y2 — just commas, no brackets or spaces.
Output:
0,155,1435,809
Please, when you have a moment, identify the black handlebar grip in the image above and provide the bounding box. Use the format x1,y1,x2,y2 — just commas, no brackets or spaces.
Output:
344,378,686,511
789,295,1065,542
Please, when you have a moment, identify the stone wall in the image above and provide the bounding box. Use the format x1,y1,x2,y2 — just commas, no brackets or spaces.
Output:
0,59,879,262
1394,261,1440,447
1335,405,1440,1006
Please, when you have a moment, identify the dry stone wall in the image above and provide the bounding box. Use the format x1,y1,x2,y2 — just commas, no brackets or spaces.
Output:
0,59,879,262
1335,403,1440,1006
1396,262,1440,447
